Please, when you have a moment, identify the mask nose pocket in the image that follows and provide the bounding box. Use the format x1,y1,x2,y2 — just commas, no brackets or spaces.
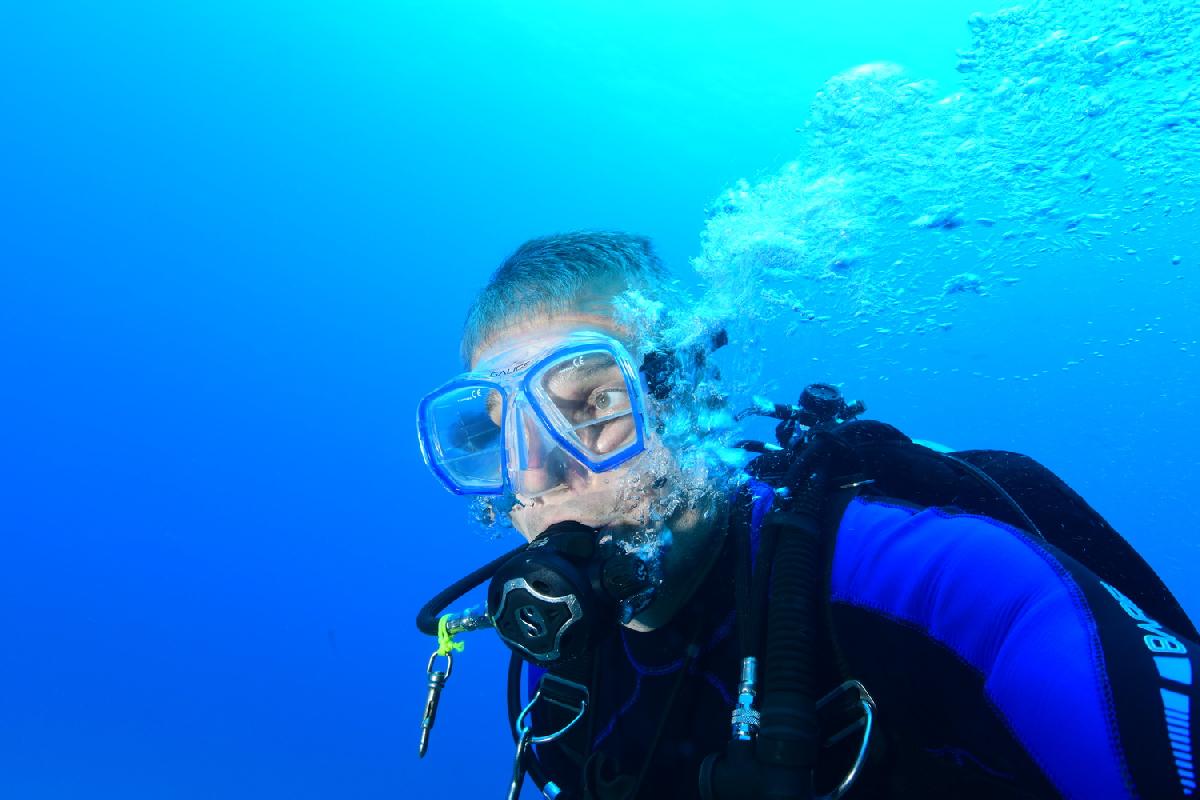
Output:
418,335,649,497
509,401,576,499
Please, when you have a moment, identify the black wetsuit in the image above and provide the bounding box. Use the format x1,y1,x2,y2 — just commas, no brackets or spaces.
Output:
526,481,1199,799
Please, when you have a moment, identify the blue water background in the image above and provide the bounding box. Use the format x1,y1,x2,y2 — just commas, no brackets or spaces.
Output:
2,2,1196,798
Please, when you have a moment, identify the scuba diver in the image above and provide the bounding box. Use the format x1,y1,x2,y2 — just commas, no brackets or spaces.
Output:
414,231,1199,799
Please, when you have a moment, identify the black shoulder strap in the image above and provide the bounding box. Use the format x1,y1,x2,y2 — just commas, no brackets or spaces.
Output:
821,419,1197,641
953,448,1198,641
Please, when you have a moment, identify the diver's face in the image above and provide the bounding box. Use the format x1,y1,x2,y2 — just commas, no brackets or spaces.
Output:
471,310,729,631
470,314,658,542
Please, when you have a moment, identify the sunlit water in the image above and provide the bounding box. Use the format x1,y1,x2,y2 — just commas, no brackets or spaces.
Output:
3,1,1197,798
696,0,1198,400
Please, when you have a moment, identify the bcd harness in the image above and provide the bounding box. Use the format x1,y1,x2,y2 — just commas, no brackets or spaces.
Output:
418,386,1198,800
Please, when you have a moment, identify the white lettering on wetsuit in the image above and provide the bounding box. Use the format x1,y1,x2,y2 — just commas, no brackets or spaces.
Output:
1100,581,1196,795
1101,580,1188,655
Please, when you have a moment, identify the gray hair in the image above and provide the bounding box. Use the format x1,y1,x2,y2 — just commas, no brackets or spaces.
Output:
461,231,671,365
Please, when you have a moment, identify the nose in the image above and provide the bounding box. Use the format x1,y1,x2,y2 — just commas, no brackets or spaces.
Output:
512,408,565,496
508,406,586,499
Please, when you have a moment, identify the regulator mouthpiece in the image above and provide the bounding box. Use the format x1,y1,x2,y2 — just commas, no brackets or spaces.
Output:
487,521,653,666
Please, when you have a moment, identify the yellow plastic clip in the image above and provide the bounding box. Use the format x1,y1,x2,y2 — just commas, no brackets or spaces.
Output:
436,613,466,657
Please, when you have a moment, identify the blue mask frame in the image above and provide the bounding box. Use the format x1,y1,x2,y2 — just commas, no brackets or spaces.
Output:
417,334,649,496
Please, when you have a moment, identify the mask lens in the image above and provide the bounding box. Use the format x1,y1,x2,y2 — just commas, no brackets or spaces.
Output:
508,399,577,499
421,383,505,493
532,349,641,464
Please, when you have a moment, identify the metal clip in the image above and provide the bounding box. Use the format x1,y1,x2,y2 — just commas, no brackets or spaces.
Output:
418,650,453,758
816,680,876,800
506,675,589,800
507,726,532,800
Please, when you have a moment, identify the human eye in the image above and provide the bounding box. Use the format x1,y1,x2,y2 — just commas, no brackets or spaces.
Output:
442,386,502,455
451,405,501,453
587,386,630,419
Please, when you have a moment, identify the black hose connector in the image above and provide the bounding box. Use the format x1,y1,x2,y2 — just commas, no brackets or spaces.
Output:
415,544,525,635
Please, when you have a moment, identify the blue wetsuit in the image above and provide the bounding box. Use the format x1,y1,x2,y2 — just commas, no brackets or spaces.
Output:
528,487,1199,799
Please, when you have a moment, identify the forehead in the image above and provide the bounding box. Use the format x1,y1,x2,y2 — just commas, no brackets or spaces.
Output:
469,313,633,371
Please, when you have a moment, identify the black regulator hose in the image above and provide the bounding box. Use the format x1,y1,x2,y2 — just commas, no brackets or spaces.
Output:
701,435,835,800
757,501,825,796
415,543,526,636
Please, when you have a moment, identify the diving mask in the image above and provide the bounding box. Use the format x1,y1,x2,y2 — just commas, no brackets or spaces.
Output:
417,331,650,498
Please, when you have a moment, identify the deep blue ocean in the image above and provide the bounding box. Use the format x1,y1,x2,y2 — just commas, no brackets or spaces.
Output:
2,1,1196,798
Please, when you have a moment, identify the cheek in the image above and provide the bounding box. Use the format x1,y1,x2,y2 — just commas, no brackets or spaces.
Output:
593,416,636,454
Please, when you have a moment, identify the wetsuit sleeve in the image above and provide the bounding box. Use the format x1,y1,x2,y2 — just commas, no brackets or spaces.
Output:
829,496,1199,800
